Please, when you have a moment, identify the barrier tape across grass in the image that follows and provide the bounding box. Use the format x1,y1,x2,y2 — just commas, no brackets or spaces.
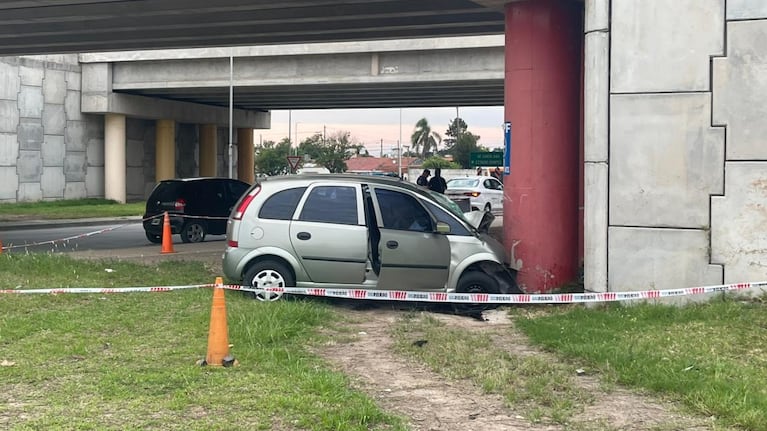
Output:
2,280,765,304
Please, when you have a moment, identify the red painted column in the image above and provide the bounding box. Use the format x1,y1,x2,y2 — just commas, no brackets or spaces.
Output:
504,0,582,292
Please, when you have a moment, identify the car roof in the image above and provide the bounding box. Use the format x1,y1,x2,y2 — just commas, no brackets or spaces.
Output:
160,177,248,183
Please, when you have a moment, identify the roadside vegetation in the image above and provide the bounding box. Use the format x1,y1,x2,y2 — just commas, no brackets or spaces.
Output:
0,254,406,430
0,198,144,220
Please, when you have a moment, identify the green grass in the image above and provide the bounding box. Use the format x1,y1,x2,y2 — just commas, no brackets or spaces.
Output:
0,254,406,430
512,301,767,430
0,198,144,220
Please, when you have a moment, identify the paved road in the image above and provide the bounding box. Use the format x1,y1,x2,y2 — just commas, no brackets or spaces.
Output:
0,220,225,254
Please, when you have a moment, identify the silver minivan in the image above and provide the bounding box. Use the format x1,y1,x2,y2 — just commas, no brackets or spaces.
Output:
222,175,521,299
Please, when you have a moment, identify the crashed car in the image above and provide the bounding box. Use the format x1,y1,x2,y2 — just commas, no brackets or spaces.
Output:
222,174,521,300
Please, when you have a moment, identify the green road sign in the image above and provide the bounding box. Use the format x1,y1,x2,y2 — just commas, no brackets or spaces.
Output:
469,151,504,167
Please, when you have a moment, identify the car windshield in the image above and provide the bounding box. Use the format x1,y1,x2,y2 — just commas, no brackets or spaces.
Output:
425,190,474,225
447,178,479,188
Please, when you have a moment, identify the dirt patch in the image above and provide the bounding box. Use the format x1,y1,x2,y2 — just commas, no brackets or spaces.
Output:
316,305,720,431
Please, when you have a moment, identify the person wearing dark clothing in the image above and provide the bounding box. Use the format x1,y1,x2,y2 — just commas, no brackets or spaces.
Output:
427,168,447,194
416,169,430,187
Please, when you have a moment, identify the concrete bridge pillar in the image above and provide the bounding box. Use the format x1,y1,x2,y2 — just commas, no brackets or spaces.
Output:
199,124,217,177
104,113,126,203
237,128,254,184
503,0,583,292
155,119,176,181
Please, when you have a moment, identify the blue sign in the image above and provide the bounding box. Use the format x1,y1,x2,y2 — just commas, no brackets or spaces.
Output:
503,122,511,175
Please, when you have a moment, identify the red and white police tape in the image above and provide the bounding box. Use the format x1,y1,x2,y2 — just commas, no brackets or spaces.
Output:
1,280,765,303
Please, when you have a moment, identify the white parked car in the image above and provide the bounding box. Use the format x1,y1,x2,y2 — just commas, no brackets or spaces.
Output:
445,176,504,213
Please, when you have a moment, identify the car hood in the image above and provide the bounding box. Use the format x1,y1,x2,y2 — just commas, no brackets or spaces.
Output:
462,210,494,233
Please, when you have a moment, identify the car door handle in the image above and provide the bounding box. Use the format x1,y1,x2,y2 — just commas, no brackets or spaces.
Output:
297,232,311,240
386,240,398,249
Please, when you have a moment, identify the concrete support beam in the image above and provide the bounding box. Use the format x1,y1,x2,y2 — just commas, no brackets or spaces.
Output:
237,128,254,184
104,113,126,203
155,119,175,181
199,124,217,177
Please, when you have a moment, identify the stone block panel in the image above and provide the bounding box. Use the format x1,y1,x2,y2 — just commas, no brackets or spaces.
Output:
18,85,43,118
17,150,42,182
611,0,724,92
66,71,81,91
44,69,67,104
19,65,43,86
65,90,81,121
41,167,65,199
712,20,767,160
0,167,18,200
65,120,86,151
609,226,723,293
17,182,42,202
728,0,767,19
86,166,104,198
0,133,18,166
585,0,609,32
64,152,86,182
126,139,144,167
610,93,724,228
18,118,43,151
0,61,20,101
584,31,609,162
43,103,66,135
0,100,19,133
64,182,86,200
42,135,65,167
87,137,104,166
711,162,767,283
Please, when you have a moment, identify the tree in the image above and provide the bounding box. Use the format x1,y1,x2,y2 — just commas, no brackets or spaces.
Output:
410,118,441,158
298,131,358,173
254,138,291,176
442,117,468,148
422,156,460,169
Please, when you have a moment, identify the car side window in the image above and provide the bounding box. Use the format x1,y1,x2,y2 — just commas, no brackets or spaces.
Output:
298,186,358,225
259,187,307,220
375,189,433,232
423,201,472,236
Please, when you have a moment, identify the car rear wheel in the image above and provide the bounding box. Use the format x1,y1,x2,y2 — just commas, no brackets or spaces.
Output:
243,260,294,301
145,231,162,244
181,221,206,243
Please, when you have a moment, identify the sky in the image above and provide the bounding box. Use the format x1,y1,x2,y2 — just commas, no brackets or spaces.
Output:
255,106,505,157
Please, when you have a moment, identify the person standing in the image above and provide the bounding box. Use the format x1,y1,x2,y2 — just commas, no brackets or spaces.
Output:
416,169,431,187
428,168,447,194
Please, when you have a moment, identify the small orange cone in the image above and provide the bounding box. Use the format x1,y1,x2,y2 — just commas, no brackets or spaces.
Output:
203,277,235,367
160,211,175,254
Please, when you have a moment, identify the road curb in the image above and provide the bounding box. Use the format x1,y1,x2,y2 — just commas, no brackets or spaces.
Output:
0,216,142,232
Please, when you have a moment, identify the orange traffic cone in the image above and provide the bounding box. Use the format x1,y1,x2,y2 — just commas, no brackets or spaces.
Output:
160,211,175,254
203,277,235,367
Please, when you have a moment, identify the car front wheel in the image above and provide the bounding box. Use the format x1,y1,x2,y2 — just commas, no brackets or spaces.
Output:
243,260,295,301
181,221,206,243
454,270,500,315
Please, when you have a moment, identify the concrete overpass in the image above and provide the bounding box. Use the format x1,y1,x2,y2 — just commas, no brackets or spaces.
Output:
79,35,505,111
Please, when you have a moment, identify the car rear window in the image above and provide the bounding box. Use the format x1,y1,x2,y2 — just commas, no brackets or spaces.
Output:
149,182,185,201
258,187,306,220
447,179,478,188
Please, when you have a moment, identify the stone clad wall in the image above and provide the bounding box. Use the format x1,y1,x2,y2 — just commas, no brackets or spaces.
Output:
587,0,767,293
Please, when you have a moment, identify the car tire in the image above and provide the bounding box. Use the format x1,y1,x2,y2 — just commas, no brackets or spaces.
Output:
181,221,206,243
145,231,162,244
243,260,295,301
454,270,499,315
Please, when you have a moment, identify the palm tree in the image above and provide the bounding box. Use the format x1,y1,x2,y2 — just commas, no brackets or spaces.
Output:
410,118,441,158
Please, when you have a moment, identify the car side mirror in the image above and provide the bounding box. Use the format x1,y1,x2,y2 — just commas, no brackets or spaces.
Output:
435,221,451,234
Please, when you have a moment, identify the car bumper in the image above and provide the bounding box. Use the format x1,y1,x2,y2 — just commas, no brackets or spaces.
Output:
222,246,249,281
142,213,184,235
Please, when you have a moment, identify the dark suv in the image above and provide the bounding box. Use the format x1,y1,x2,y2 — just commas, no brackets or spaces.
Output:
143,177,250,243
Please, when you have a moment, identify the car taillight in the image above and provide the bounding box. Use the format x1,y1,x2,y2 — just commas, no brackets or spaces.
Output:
232,186,261,220
464,191,480,197
228,240,238,247
174,198,186,210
